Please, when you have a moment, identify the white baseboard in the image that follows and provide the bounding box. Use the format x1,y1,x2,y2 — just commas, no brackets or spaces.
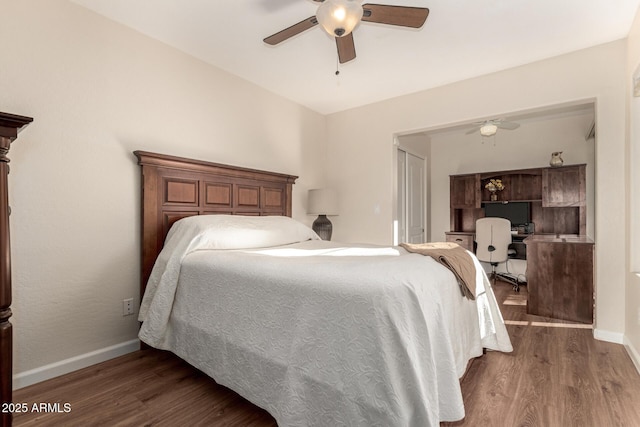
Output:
593,328,624,344
13,339,140,390
624,336,640,375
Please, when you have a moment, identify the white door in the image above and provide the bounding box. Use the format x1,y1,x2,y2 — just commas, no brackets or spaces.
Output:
397,149,426,244
397,150,407,243
407,152,426,243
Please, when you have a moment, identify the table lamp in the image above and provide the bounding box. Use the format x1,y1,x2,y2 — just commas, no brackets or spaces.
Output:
308,189,339,240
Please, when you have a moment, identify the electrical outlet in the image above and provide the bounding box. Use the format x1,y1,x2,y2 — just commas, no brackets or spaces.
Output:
123,298,134,316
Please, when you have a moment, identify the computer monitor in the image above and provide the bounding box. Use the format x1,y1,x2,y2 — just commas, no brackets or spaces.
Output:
483,201,530,226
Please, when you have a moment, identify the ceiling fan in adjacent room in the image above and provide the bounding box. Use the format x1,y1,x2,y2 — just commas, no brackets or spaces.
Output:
263,0,430,64
466,119,521,137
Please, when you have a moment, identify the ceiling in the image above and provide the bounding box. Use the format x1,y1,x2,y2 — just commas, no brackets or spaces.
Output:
419,101,596,137
71,0,640,115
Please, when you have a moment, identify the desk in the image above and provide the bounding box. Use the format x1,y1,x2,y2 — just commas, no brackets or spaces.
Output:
524,234,594,324
445,231,531,259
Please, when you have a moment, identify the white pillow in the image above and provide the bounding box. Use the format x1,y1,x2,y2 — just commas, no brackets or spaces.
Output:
166,214,320,250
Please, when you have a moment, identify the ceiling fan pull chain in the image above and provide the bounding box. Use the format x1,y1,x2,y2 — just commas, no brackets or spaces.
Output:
335,54,340,76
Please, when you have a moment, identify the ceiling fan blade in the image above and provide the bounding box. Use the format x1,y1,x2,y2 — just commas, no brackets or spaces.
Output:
465,128,479,135
361,4,429,28
497,121,520,130
263,16,318,45
336,33,356,64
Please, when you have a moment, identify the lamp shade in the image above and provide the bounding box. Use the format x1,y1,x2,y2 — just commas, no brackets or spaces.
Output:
316,0,363,38
308,189,339,215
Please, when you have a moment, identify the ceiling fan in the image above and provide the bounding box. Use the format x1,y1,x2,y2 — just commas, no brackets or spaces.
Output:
263,0,430,64
466,119,521,137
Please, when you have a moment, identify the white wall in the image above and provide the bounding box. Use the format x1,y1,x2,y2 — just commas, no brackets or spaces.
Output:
626,6,640,370
326,41,627,340
1,0,326,378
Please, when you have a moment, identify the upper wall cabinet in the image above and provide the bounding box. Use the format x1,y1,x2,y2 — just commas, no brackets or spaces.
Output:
542,165,586,207
450,173,480,209
450,164,587,235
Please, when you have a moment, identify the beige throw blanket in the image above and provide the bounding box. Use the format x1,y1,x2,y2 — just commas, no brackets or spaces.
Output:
400,242,477,300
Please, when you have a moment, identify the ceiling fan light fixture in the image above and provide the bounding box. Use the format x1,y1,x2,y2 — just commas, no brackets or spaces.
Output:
480,123,498,137
316,0,363,38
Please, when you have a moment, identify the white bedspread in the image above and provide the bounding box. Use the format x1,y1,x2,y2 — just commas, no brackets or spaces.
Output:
139,221,512,426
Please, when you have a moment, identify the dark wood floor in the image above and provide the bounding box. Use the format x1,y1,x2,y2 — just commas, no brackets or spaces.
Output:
12,280,640,426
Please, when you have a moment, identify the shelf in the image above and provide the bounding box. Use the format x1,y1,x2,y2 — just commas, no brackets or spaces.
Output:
481,199,542,204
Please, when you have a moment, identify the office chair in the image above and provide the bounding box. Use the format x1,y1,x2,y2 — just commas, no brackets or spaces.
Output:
475,217,520,291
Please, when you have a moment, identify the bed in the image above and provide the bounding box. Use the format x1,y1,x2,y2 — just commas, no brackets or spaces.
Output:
134,151,512,426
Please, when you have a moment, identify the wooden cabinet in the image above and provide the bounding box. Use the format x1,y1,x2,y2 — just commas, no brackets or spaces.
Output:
542,165,586,207
525,235,594,323
450,174,480,208
445,231,475,252
486,170,542,202
541,165,587,235
450,164,586,235
449,174,482,232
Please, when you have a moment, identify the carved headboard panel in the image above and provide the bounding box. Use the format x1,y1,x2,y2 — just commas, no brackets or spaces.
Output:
134,151,298,297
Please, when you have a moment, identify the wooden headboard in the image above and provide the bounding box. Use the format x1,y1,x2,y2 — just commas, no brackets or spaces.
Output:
134,151,298,298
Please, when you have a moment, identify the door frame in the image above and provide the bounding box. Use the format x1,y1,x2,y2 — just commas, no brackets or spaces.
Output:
393,139,428,245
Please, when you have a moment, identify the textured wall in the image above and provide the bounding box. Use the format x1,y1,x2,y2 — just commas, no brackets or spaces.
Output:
1,0,326,374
